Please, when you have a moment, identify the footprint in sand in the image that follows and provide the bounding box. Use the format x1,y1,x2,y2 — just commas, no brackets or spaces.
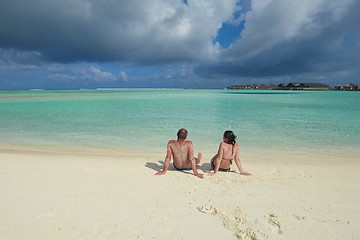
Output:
294,215,305,221
197,205,218,215
198,206,267,240
267,214,283,234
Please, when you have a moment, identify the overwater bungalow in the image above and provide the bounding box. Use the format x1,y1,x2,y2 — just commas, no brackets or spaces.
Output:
277,83,329,91
334,83,359,91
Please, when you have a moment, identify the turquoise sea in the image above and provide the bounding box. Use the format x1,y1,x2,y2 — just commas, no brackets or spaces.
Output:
0,89,359,162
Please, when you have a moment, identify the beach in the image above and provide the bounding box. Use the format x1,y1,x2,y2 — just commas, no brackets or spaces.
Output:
1,89,359,239
1,0,360,238
1,149,359,240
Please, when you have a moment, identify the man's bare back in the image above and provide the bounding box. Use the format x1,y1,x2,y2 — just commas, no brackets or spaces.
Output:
168,140,193,169
156,128,203,178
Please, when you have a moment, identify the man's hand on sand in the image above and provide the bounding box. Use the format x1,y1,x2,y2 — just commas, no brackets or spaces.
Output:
196,173,204,179
155,171,166,176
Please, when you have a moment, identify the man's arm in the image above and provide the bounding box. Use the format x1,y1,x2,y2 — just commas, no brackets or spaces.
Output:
155,143,172,175
188,142,203,179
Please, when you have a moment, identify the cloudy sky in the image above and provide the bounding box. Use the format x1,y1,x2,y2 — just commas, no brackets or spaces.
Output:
0,0,359,89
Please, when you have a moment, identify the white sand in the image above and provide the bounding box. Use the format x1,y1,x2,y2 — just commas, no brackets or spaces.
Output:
0,149,359,240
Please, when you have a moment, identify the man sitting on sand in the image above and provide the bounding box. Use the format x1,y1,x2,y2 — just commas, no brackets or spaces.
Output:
156,128,203,179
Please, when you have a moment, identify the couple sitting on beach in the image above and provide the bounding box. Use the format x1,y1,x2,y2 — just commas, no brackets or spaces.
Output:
155,128,251,179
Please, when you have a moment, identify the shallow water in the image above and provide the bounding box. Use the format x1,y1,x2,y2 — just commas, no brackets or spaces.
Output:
0,89,359,162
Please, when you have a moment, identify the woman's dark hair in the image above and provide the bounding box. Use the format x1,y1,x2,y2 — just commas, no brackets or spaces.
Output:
223,130,236,145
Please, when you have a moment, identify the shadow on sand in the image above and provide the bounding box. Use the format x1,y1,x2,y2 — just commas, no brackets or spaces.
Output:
145,161,212,174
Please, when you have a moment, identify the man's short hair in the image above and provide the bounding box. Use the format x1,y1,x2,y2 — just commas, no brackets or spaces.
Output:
177,128,188,140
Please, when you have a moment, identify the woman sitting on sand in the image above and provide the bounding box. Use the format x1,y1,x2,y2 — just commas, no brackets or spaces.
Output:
209,130,251,176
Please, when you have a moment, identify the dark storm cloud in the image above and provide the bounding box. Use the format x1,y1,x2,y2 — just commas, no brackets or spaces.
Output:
0,0,359,89
195,0,360,84
0,0,236,63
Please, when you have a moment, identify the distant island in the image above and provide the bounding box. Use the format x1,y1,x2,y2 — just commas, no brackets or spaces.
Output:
227,82,360,91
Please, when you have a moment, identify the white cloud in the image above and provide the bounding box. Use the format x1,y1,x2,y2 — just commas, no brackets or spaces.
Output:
0,49,42,71
0,0,238,63
47,64,116,82
119,71,128,81
223,0,355,60
87,66,116,81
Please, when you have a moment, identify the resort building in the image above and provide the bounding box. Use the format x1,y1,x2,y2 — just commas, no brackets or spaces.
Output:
227,82,360,91
334,83,360,91
277,83,329,91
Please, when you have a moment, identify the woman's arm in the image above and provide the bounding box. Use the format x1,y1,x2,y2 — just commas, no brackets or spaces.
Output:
209,143,223,175
234,145,251,176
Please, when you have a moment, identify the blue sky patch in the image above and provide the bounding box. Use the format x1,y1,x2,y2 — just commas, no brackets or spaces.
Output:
214,21,245,48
